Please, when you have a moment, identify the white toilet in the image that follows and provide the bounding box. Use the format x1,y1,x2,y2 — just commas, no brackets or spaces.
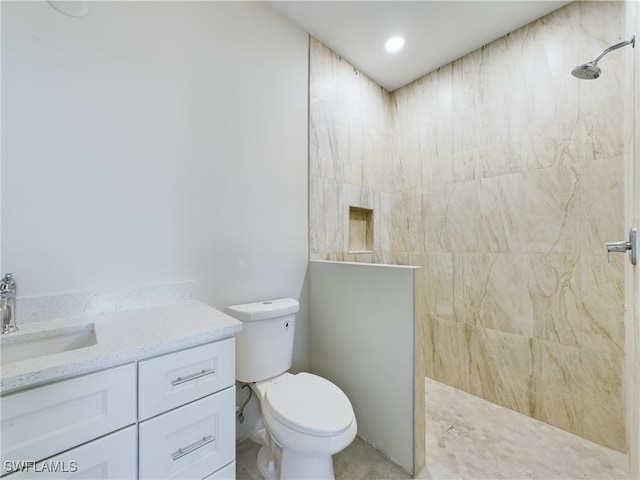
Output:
226,298,357,480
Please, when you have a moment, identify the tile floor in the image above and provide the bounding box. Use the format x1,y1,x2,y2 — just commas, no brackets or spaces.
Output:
235,378,630,480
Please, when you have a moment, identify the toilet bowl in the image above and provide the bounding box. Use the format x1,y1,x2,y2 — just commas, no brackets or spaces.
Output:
226,298,358,480
252,372,357,479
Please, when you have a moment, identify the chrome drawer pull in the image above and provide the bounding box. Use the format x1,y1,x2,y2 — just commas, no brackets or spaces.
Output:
171,368,215,386
171,435,215,461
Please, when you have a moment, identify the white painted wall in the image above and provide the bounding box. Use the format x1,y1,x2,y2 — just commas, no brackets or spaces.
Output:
0,1,3,276
1,0,309,366
309,260,418,474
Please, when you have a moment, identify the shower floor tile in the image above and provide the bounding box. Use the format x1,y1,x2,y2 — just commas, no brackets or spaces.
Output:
425,378,628,480
235,377,629,480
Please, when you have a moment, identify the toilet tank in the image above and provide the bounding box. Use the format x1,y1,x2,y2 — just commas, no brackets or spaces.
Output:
226,298,299,383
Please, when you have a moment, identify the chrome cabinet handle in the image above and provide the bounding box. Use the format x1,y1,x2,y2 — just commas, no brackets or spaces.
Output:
171,435,215,461
606,228,637,265
171,368,215,386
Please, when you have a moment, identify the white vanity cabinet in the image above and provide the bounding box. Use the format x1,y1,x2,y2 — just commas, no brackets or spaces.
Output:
137,338,236,479
6,426,137,479
1,337,237,480
139,388,235,479
1,364,137,477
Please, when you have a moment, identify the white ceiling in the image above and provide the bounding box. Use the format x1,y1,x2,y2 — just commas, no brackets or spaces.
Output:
269,1,572,91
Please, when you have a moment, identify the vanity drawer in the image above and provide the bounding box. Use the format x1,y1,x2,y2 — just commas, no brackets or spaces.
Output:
0,363,136,474
138,338,234,420
138,386,235,479
204,461,235,479
5,425,137,479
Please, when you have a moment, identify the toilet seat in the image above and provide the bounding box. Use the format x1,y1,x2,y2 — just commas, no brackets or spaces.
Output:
263,373,354,437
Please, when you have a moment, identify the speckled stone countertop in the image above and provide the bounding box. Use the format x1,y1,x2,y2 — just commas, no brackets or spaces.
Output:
0,300,241,394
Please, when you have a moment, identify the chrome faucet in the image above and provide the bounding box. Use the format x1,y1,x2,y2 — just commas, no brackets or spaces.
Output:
1,273,18,334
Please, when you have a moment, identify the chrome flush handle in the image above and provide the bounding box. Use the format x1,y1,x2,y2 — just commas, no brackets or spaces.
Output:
605,228,637,265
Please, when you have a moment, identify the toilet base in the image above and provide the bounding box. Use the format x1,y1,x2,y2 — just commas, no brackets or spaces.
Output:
280,449,335,480
257,444,280,480
256,442,335,480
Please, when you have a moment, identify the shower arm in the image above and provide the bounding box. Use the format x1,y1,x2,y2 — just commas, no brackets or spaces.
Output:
591,36,635,64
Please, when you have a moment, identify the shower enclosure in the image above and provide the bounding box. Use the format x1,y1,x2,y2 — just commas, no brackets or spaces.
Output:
308,1,635,471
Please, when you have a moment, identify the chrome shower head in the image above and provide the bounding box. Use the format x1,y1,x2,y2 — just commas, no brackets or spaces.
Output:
571,36,635,80
571,62,601,80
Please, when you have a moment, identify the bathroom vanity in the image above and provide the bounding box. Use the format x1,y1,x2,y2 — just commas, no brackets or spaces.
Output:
0,300,241,479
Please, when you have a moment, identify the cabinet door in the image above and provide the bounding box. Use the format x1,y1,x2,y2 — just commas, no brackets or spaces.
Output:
138,338,234,420
203,462,235,480
4,426,136,479
139,387,235,480
1,364,136,473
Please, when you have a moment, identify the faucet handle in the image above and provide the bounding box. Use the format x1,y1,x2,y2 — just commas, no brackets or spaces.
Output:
1,273,16,294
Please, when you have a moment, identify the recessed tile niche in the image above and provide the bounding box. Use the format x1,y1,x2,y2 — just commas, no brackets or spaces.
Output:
348,206,373,253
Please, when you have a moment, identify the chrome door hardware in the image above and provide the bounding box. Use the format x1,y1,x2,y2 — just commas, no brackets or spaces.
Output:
606,228,637,265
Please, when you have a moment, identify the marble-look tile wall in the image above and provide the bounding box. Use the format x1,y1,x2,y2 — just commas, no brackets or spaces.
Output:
309,37,395,263
309,1,626,451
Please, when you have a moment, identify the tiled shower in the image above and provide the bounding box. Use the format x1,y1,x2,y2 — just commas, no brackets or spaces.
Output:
309,0,626,453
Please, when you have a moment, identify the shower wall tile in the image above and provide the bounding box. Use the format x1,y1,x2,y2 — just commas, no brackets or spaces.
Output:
309,171,394,259
390,191,424,254
517,166,582,254
342,253,374,264
421,119,455,187
581,96,625,161
477,35,519,104
510,81,583,172
309,0,626,453
361,126,392,192
426,320,535,418
451,54,481,112
423,182,483,253
421,175,521,255
529,254,624,353
452,103,521,181
420,253,455,324
425,318,472,392
427,321,626,451
309,176,341,256
450,254,496,327
454,254,536,337
309,37,395,262
384,251,409,266
309,37,338,105
310,104,363,186
475,175,522,252
310,37,390,133
573,256,624,352
342,183,392,253
577,156,624,243
467,327,534,418
393,128,424,192
310,98,350,182
532,339,625,451
393,70,453,133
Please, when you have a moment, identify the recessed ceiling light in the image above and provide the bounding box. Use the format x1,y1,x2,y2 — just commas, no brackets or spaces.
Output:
385,36,405,53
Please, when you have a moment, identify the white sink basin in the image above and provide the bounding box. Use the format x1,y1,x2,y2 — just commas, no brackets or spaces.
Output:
0,323,97,366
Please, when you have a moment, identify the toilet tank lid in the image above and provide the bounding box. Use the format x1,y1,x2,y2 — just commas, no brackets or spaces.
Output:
225,298,299,322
